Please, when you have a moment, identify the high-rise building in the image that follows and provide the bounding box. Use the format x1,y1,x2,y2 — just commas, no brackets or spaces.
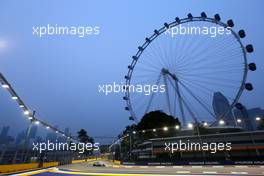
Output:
233,105,254,131
15,130,26,145
46,125,59,142
29,125,38,139
233,106,264,131
64,127,70,136
0,126,14,144
0,126,10,138
248,108,264,130
212,92,235,126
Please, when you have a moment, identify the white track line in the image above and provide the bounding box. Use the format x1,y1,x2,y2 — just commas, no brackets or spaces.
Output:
231,171,248,174
212,165,224,168
176,171,191,174
155,166,165,168
235,165,248,168
191,166,203,168
203,171,218,174
173,166,183,168
13,167,55,176
112,165,120,168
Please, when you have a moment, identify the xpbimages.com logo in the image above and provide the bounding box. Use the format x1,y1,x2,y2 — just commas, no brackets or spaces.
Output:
98,82,166,95
32,140,100,153
32,24,100,38
165,24,232,38
164,140,232,154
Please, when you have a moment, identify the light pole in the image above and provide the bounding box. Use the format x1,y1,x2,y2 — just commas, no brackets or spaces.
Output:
194,121,206,162
23,110,36,162
129,129,132,161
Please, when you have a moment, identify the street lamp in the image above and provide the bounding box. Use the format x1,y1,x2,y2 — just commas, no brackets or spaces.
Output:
163,127,168,131
237,119,242,123
203,122,208,127
34,120,40,125
219,119,225,125
133,131,136,134
2,84,9,89
256,117,261,121
153,129,156,132
188,123,193,129
24,110,30,115
12,96,18,100
175,125,180,130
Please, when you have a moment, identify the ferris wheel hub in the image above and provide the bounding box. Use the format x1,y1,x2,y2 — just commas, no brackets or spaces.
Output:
162,68,177,81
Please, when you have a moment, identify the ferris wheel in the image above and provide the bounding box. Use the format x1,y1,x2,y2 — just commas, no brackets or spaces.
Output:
123,12,256,127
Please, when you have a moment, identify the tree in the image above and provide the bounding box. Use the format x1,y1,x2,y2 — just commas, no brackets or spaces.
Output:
136,110,181,138
257,119,264,130
138,110,180,129
77,129,94,159
119,111,181,161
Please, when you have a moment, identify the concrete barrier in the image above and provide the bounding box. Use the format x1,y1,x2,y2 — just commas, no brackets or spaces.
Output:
71,158,98,164
0,162,58,174
113,160,121,165
42,162,59,168
71,159,86,164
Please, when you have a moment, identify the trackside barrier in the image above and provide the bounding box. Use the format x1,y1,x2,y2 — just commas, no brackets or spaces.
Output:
0,162,58,174
113,160,121,165
121,160,264,166
0,158,101,174
71,159,86,164
42,162,59,168
71,158,99,164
